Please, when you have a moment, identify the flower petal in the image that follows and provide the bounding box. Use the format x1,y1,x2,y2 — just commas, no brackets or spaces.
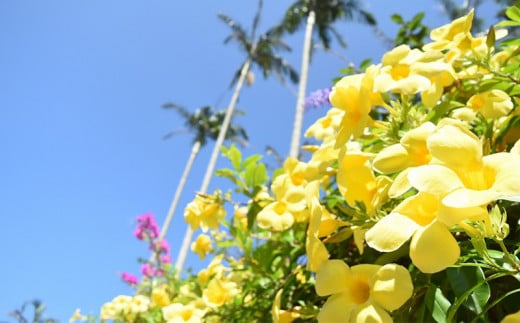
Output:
317,293,355,323
410,221,460,273
373,144,410,174
351,303,393,323
388,168,412,198
371,264,414,311
427,120,482,167
408,164,463,195
315,260,350,296
366,213,419,252
443,188,500,208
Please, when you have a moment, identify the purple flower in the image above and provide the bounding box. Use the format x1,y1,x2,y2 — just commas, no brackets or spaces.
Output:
121,272,139,285
134,212,160,240
304,88,332,111
150,239,170,254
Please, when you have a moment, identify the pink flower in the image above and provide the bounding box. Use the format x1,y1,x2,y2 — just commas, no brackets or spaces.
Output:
141,263,157,277
134,212,159,240
161,254,172,264
121,272,139,285
150,239,170,254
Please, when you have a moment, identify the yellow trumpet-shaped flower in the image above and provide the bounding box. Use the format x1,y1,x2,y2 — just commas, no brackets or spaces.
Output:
315,260,413,322
423,9,474,52
203,278,238,307
184,192,226,232
306,182,330,272
330,65,383,146
151,284,171,307
197,254,226,285
375,45,455,105
162,302,206,323
409,119,520,208
272,289,301,323
374,122,435,174
337,149,392,215
305,107,343,141
467,89,514,119
366,192,486,273
502,310,520,323
191,234,213,260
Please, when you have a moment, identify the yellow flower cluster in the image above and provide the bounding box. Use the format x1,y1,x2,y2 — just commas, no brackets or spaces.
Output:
298,8,520,322
100,295,150,321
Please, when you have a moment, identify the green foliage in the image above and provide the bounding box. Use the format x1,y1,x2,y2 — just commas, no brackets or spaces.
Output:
391,12,429,49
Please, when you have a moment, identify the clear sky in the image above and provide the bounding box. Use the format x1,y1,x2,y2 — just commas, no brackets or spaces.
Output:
0,0,501,321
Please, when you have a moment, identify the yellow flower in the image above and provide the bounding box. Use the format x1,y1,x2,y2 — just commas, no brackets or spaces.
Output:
152,284,171,307
306,195,330,272
423,9,474,52
373,122,435,174
130,295,150,313
366,192,486,273
100,302,117,320
162,302,205,323
467,90,513,119
337,149,391,215
69,309,84,323
257,157,313,231
203,278,238,307
502,310,520,323
233,205,248,231
305,107,343,141
374,45,455,105
191,234,213,260
315,260,413,322
184,192,226,232
409,119,520,208
272,289,301,323
330,65,383,145
257,200,295,231
197,254,226,285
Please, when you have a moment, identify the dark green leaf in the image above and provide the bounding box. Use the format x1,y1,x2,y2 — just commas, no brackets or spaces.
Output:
447,266,490,314
425,285,451,323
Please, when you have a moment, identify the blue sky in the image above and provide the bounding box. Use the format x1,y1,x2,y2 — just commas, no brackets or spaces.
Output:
0,0,501,321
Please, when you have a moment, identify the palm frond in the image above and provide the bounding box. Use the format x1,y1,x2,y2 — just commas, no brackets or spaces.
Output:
250,0,263,41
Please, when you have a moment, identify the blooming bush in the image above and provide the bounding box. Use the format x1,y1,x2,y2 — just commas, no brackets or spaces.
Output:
74,7,520,323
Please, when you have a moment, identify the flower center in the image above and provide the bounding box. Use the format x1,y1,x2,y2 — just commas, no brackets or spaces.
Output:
457,164,495,191
274,202,287,215
349,277,370,304
391,64,410,80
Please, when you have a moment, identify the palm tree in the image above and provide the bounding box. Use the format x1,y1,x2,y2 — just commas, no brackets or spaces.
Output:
7,299,58,323
280,0,376,158
174,0,299,274
156,104,247,262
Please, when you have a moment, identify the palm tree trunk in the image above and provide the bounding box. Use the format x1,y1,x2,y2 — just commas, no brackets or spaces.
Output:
289,10,315,159
155,140,201,253
175,58,252,274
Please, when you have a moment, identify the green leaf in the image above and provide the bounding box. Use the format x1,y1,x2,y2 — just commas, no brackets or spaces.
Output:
222,144,242,170
391,13,404,24
245,162,267,189
425,285,451,323
496,20,520,27
215,168,244,190
447,266,490,315
505,5,520,22
242,154,263,171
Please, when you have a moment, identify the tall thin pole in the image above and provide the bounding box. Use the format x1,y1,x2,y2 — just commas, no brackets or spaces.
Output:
289,10,315,159
174,59,252,274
